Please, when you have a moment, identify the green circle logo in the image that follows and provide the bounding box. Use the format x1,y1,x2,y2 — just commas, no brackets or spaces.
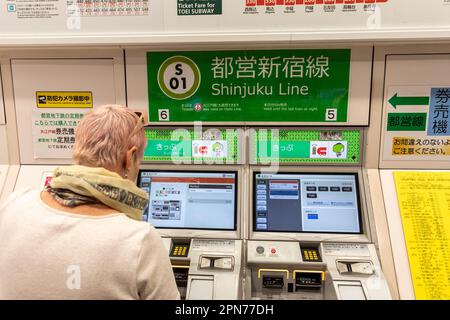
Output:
157,56,201,100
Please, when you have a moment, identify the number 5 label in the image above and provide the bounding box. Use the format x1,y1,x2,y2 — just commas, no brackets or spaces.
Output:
326,109,337,121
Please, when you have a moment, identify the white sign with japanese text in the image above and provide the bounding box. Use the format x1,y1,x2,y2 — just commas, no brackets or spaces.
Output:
382,86,450,161
382,54,450,163
32,110,86,159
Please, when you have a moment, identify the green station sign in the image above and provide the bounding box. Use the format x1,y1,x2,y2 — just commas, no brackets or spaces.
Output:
147,49,351,123
251,129,361,164
143,127,239,163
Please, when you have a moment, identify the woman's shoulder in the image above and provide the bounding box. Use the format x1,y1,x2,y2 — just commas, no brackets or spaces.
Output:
122,216,159,235
114,215,160,238
0,188,39,211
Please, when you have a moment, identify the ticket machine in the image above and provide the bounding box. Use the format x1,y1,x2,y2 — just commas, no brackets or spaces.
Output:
245,128,392,300
136,166,244,300
133,124,246,300
246,168,391,300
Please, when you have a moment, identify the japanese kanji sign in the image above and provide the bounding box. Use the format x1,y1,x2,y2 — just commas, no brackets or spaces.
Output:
32,110,86,159
428,88,450,136
147,49,351,123
384,86,450,160
36,91,93,108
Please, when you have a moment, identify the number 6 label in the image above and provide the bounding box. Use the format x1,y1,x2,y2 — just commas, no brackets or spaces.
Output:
158,109,170,121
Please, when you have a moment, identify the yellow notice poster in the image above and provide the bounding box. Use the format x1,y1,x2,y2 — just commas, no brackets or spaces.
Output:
394,171,450,300
36,91,93,108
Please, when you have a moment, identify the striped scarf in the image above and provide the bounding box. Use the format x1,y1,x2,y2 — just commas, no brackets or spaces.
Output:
47,165,148,221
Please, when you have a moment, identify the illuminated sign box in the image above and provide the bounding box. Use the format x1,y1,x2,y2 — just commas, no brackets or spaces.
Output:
142,127,242,164
249,128,361,164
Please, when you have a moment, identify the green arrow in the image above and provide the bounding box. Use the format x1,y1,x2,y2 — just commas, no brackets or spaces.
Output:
389,94,429,109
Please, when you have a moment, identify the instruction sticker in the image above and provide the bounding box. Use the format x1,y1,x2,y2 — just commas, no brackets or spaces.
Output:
322,243,370,257
394,171,450,299
36,91,93,108
191,239,235,253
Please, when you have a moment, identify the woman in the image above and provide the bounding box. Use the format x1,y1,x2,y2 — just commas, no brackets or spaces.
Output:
0,105,180,300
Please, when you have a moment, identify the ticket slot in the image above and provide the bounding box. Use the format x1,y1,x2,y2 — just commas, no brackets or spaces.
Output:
336,260,374,275
199,255,234,271
258,269,289,290
172,265,190,300
263,276,284,289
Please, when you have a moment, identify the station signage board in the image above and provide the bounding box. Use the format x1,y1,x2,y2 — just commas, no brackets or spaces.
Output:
147,49,351,123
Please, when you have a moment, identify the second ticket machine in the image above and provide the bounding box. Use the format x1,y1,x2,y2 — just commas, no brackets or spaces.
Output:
245,129,392,300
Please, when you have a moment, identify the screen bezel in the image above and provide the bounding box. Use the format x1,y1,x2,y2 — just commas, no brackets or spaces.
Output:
138,169,238,231
252,171,364,235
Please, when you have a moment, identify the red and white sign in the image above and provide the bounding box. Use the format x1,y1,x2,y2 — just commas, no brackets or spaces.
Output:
310,141,348,159
192,140,228,158
244,0,390,6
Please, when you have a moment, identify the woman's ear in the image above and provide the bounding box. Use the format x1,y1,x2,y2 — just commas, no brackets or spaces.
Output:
124,146,138,174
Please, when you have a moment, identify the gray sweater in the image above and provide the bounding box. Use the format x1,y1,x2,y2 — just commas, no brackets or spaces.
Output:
0,189,180,300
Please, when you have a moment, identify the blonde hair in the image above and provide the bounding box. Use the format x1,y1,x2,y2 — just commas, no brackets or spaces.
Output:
73,105,147,170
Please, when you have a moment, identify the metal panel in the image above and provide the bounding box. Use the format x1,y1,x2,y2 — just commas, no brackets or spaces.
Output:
10,52,125,164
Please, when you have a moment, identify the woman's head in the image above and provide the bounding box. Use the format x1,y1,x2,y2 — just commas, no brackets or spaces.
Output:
73,104,147,182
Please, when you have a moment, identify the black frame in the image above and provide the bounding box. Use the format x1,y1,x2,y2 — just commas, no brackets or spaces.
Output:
137,169,238,231
252,171,364,235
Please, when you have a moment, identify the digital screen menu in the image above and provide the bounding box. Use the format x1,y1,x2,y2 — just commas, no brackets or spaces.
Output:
254,173,362,234
138,171,237,230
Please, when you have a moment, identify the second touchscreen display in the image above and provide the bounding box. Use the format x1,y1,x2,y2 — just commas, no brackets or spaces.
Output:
254,173,362,234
